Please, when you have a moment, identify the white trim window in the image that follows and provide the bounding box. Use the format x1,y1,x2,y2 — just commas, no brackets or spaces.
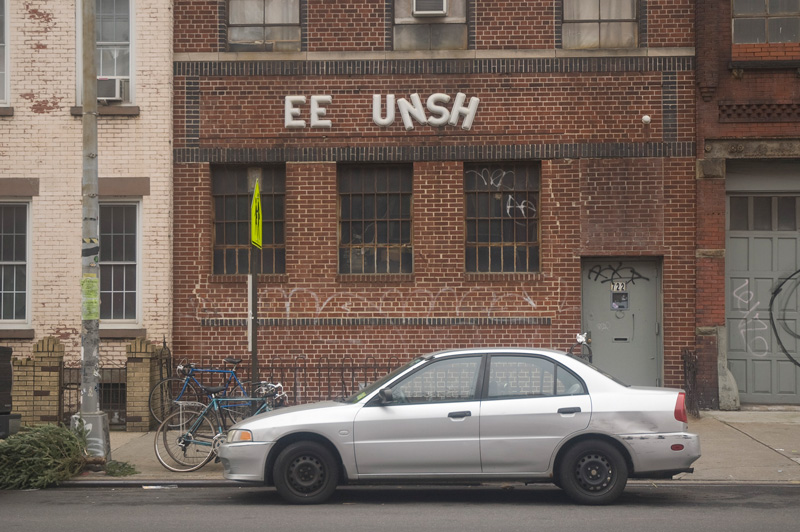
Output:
97,0,130,78
0,202,29,323
1,0,7,104
96,0,131,102
99,203,139,322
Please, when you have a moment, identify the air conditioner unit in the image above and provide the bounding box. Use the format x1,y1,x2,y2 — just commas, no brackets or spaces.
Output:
97,77,123,101
413,0,447,17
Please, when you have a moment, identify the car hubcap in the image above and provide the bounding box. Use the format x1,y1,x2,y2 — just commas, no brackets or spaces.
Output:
575,452,613,492
288,454,325,494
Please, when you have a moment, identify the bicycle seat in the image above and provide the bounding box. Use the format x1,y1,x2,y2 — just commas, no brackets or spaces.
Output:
224,358,242,365
199,384,227,395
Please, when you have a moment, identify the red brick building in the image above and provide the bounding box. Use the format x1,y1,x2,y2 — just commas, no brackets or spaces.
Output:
172,2,701,404
696,1,800,408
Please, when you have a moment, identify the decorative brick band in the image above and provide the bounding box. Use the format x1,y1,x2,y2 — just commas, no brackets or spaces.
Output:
201,317,552,327
719,102,800,123
173,56,693,77
175,142,695,164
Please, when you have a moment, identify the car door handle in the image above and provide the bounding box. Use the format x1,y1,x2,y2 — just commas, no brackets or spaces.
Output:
448,411,472,419
557,407,581,415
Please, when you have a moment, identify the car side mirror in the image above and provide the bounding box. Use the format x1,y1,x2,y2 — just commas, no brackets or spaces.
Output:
378,388,394,404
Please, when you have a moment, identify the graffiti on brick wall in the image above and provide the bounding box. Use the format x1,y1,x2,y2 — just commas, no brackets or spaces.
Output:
464,167,537,224
587,262,650,285
179,285,570,322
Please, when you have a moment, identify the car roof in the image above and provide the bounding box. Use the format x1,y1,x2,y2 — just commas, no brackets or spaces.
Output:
424,347,570,360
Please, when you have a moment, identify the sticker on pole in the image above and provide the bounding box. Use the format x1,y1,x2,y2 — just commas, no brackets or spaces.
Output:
251,178,262,249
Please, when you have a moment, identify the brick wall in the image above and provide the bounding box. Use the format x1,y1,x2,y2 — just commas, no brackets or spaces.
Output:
0,1,173,368
171,2,698,398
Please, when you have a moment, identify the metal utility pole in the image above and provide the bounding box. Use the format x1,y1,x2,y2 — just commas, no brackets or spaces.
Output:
73,0,110,459
249,176,262,396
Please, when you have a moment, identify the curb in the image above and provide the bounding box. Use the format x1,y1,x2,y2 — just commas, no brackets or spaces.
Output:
60,478,241,489
57,478,800,489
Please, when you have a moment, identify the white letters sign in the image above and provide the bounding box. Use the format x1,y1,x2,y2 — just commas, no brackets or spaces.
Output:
285,92,480,130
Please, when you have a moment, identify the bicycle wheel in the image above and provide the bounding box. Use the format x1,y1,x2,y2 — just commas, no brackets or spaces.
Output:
154,408,218,472
149,377,203,426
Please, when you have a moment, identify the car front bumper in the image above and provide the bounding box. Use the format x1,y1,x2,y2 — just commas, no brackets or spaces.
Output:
217,441,274,483
621,431,701,475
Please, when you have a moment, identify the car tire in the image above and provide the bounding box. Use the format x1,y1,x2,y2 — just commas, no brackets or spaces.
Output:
273,441,339,504
557,440,628,505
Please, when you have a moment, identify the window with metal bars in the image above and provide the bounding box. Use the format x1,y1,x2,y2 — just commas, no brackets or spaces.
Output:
464,163,540,273
338,165,413,274
99,203,138,321
212,166,286,275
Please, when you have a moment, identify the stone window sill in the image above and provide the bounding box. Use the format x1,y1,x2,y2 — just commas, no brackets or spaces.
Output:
71,106,141,117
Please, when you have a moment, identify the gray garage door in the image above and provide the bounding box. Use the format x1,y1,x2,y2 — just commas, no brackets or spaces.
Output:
726,161,800,405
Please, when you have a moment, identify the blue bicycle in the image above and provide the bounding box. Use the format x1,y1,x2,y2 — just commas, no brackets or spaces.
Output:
148,358,253,425
154,382,287,472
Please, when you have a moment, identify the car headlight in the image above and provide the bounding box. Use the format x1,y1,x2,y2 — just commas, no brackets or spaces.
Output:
227,429,254,443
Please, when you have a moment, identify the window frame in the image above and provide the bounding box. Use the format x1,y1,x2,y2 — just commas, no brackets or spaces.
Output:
227,0,303,52
732,0,800,44
393,0,469,51
98,201,141,325
464,162,541,274
0,201,31,325
484,354,587,400
212,165,286,276
561,0,639,49
0,0,7,105
76,0,136,105
385,355,484,405
338,164,414,275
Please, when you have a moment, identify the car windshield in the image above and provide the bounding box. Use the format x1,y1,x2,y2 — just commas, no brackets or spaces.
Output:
342,357,425,404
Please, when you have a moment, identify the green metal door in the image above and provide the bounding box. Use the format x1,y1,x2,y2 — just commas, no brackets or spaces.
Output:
581,259,662,386
726,194,800,405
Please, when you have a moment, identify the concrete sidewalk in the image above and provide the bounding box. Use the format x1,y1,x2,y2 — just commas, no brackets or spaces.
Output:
65,409,800,487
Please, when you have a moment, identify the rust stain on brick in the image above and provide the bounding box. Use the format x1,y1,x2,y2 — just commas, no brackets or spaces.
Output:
33,43,48,51
21,92,63,114
25,2,55,26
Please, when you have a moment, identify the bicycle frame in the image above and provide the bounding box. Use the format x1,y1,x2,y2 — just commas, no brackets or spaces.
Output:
174,396,271,450
176,363,248,400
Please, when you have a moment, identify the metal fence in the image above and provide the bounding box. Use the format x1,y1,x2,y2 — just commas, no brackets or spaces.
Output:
61,362,127,427
240,356,403,405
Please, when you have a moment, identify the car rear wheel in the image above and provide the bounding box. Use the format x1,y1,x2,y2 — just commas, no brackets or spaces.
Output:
557,440,628,505
273,441,339,504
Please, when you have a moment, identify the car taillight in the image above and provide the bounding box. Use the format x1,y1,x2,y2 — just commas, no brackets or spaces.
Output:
674,392,688,423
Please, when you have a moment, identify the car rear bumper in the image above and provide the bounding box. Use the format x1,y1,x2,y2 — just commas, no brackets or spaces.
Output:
217,441,273,482
621,431,701,475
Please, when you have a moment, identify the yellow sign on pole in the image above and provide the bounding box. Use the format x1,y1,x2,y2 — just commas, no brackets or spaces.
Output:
251,179,262,249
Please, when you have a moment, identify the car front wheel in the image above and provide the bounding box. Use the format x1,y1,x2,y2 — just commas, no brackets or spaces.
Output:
273,441,339,504
557,440,628,505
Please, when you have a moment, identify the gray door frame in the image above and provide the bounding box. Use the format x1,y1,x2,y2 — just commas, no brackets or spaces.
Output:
581,258,663,386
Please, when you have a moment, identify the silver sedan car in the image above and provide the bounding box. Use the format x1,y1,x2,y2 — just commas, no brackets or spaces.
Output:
218,347,700,505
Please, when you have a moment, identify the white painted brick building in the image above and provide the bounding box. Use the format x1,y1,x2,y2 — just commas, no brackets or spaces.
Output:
0,1,172,365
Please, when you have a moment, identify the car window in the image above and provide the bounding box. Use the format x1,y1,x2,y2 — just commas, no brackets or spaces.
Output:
389,356,482,404
487,355,586,398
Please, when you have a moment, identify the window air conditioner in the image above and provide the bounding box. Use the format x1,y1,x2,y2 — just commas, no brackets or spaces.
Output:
97,77,123,101
413,0,447,17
